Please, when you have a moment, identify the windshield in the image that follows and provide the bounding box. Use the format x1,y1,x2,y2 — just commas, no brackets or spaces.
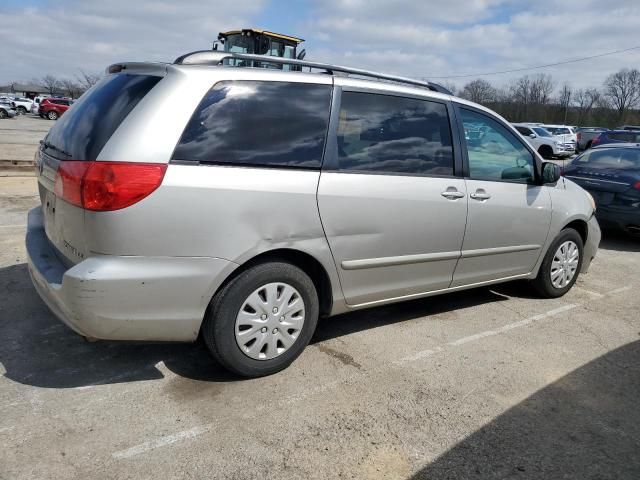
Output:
546,127,571,135
224,34,254,53
576,148,640,169
533,127,552,137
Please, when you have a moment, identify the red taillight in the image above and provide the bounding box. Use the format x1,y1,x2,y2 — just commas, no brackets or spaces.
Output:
633,181,640,190
577,132,582,140
54,161,167,211
591,134,602,146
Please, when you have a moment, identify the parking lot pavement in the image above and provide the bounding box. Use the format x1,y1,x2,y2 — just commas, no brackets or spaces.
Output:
1,177,639,480
0,115,50,175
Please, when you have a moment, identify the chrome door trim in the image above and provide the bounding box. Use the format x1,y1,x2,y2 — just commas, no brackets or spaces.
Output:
341,244,540,271
461,244,540,258
341,250,461,270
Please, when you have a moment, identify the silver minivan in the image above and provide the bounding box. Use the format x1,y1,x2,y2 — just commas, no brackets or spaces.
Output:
27,52,600,377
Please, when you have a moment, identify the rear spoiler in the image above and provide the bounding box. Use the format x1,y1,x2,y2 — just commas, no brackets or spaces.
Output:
106,62,169,76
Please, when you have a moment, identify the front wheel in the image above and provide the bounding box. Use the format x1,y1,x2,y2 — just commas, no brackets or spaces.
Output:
0,109,7,119
538,145,553,159
202,261,319,377
47,110,58,120
532,228,583,298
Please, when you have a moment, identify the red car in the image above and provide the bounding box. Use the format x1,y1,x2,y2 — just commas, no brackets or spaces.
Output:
39,98,72,120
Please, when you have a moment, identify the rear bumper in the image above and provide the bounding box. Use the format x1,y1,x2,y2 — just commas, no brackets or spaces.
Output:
26,207,238,341
582,215,601,273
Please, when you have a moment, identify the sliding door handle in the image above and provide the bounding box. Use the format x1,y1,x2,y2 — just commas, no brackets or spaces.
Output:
470,191,491,200
441,189,465,200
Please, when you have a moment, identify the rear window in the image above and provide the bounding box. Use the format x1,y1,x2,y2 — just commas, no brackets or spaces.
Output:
575,148,640,168
172,81,331,169
44,74,161,160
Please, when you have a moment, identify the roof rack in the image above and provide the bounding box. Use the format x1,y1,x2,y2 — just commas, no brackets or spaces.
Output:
173,51,453,95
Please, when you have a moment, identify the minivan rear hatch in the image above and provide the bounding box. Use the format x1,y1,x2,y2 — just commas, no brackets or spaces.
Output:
36,73,162,265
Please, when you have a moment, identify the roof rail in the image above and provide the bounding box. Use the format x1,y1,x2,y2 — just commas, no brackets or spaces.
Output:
173,51,453,95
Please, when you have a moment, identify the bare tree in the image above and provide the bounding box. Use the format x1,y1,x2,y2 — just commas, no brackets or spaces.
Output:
76,70,101,90
60,78,82,99
39,75,61,95
603,68,640,121
529,74,554,106
460,79,497,104
557,83,572,124
574,88,600,125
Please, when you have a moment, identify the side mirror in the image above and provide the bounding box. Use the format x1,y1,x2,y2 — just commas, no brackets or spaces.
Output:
529,133,537,138
542,162,561,184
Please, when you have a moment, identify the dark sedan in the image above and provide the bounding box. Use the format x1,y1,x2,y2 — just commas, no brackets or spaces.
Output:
564,144,640,237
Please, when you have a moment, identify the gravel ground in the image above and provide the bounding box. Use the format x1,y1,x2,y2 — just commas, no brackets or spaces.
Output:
1,176,639,480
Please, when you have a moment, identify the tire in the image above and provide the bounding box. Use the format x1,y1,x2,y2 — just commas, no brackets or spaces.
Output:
585,140,592,150
17,106,26,115
47,110,58,120
532,228,584,298
0,109,7,119
202,261,319,377
538,145,553,159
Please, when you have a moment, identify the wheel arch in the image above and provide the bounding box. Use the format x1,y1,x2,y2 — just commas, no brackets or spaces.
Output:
562,218,588,245
211,248,334,319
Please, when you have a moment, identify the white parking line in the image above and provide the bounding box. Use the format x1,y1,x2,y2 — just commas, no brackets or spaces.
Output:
112,426,208,459
0,224,27,228
396,304,578,363
606,286,632,295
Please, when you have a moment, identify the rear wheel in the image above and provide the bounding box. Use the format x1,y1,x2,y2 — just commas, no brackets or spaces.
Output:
533,228,583,298
538,145,553,159
202,261,319,377
47,110,58,120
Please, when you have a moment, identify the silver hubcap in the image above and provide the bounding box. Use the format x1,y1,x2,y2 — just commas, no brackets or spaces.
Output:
550,240,579,289
235,282,305,360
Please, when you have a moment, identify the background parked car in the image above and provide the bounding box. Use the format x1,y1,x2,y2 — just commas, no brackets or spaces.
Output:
576,127,608,151
542,124,577,152
564,144,640,236
591,129,640,148
9,97,33,115
512,123,571,159
0,100,17,119
39,98,72,120
30,95,52,115
618,125,640,131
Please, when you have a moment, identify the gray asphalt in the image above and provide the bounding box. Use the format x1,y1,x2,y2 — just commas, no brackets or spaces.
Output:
1,161,639,477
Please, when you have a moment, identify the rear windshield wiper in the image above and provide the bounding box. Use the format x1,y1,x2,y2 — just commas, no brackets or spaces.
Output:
42,141,72,158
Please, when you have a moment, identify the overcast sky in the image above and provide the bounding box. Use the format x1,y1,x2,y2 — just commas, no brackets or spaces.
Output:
1,0,639,92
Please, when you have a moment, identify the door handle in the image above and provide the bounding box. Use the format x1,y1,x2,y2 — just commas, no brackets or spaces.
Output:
441,189,465,200
470,191,491,200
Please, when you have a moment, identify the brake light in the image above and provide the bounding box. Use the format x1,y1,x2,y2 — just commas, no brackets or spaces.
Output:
577,132,582,141
591,134,602,146
54,161,167,211
634,181,640,190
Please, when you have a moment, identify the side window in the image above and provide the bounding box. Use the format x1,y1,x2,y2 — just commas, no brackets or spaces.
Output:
611,132,633,142
172,81,332,169
336,92,454,176
461,109,535,183
515,126,531,136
